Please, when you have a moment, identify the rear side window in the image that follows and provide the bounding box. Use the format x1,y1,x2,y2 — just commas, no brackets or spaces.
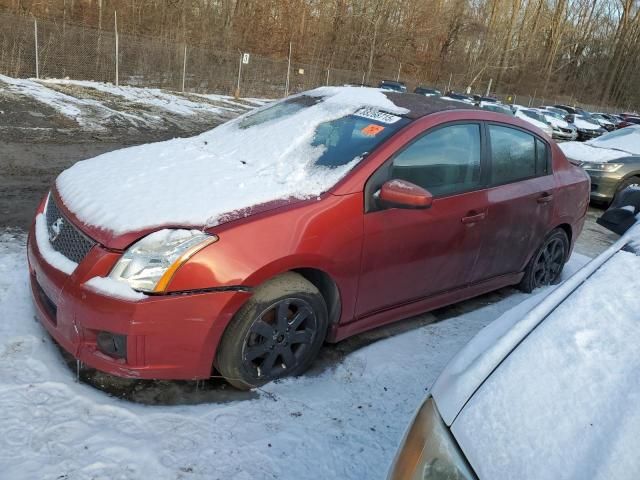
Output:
536,138,550,175
391,124,482,196
489,125,537,184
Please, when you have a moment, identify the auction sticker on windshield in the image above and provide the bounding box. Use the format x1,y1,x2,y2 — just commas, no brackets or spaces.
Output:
354,107,402,124
361,124,386,136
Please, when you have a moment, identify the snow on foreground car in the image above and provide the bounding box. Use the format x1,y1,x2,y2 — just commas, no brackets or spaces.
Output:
388,193,640,480
560,126,640,203
28,86,589,389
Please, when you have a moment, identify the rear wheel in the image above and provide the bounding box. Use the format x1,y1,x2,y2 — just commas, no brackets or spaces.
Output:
519,229,569,293
216,272,328,390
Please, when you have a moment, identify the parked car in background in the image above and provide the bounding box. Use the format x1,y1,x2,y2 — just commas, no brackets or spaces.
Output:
473,95,498,104
588,112,616,131
618,114,640,127
414,86,441,97
379,80,407,92
441,92,474,104
560,125,640,204
388,196,640,480
572,114,606,140
553,105,606,140
538,109,578,141
513,107,554,137
478,102,513,116
592,112,621,130
27,87,589,389
542,105,573,120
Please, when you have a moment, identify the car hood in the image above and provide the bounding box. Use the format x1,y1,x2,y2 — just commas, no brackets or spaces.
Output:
431,249,605,426
53,86,407,248
558,141,637,164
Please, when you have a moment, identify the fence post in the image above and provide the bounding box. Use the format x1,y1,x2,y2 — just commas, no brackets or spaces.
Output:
235,52,242,98
446,73,452,93
326,68,330,86
114,11,119,86
182,44,187,92
396,63,401,82
285,41,292,97
34,18,39,79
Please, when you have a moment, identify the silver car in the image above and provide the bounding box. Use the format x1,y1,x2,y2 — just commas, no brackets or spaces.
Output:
388,193,640,479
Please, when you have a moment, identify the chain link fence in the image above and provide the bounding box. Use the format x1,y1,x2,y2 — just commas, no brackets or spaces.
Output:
0,11,626,112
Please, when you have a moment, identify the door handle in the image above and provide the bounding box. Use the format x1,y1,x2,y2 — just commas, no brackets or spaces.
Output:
537,193,554,204
461,211,486,224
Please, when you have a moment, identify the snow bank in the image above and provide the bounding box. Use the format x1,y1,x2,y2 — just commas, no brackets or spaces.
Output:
56,87,408,234
43,79,229,117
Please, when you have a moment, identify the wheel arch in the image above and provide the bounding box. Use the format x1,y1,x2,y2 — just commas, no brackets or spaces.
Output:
555,223,572,245
292,267,342,326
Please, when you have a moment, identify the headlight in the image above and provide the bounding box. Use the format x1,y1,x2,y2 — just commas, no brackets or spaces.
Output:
387,397,476,480
109,229,218,293
582,163,623,172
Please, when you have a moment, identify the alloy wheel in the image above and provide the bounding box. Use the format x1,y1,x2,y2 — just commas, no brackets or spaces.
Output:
532,237,565,288
242,298,317,379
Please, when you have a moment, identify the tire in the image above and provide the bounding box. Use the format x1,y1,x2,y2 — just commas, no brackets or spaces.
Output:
614,176,640,202
216,272,328,390
519,229,569,293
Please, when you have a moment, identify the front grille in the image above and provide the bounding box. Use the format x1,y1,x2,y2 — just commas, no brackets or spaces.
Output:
45,197,96,264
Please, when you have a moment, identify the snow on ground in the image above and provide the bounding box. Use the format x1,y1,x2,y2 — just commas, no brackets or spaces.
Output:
0,231,588,480
0,75,263,131
56,87,408,234
42,79,234,117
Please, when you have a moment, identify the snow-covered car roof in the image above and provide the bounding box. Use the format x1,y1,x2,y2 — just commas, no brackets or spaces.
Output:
559,125,640,163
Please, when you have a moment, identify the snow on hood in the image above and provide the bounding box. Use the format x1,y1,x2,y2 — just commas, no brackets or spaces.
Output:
559,126,640,163
56,87,407,235
573,117,601,130
588,125,640,155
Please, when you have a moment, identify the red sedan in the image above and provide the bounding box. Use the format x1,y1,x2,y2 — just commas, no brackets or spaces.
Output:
27,88,590,389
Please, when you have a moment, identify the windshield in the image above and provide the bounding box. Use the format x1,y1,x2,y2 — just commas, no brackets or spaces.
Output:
312,111,410,166
237,94,410,167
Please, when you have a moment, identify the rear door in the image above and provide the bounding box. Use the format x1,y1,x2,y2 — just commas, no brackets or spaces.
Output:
356,122,490,317
471,123,555,282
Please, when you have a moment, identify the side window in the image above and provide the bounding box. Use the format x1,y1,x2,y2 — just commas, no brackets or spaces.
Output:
488,125,537,184
390,124,482,196
536,138,550,175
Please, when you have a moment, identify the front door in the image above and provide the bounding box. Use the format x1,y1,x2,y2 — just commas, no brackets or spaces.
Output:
356,122,490,318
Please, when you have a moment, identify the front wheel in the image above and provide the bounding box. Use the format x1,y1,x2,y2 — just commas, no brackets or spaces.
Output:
216,272,328,390
519,229,569,293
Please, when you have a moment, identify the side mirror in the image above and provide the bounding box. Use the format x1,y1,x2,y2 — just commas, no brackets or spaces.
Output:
378,179,433,210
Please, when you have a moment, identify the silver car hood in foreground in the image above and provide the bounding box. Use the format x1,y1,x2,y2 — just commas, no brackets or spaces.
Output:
431,223,640,427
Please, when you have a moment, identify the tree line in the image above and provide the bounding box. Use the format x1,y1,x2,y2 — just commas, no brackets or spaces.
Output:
2,0,639,109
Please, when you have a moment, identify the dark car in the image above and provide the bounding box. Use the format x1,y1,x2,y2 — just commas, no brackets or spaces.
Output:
414,86,441,97
379,80,407,93
28,87,589,390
